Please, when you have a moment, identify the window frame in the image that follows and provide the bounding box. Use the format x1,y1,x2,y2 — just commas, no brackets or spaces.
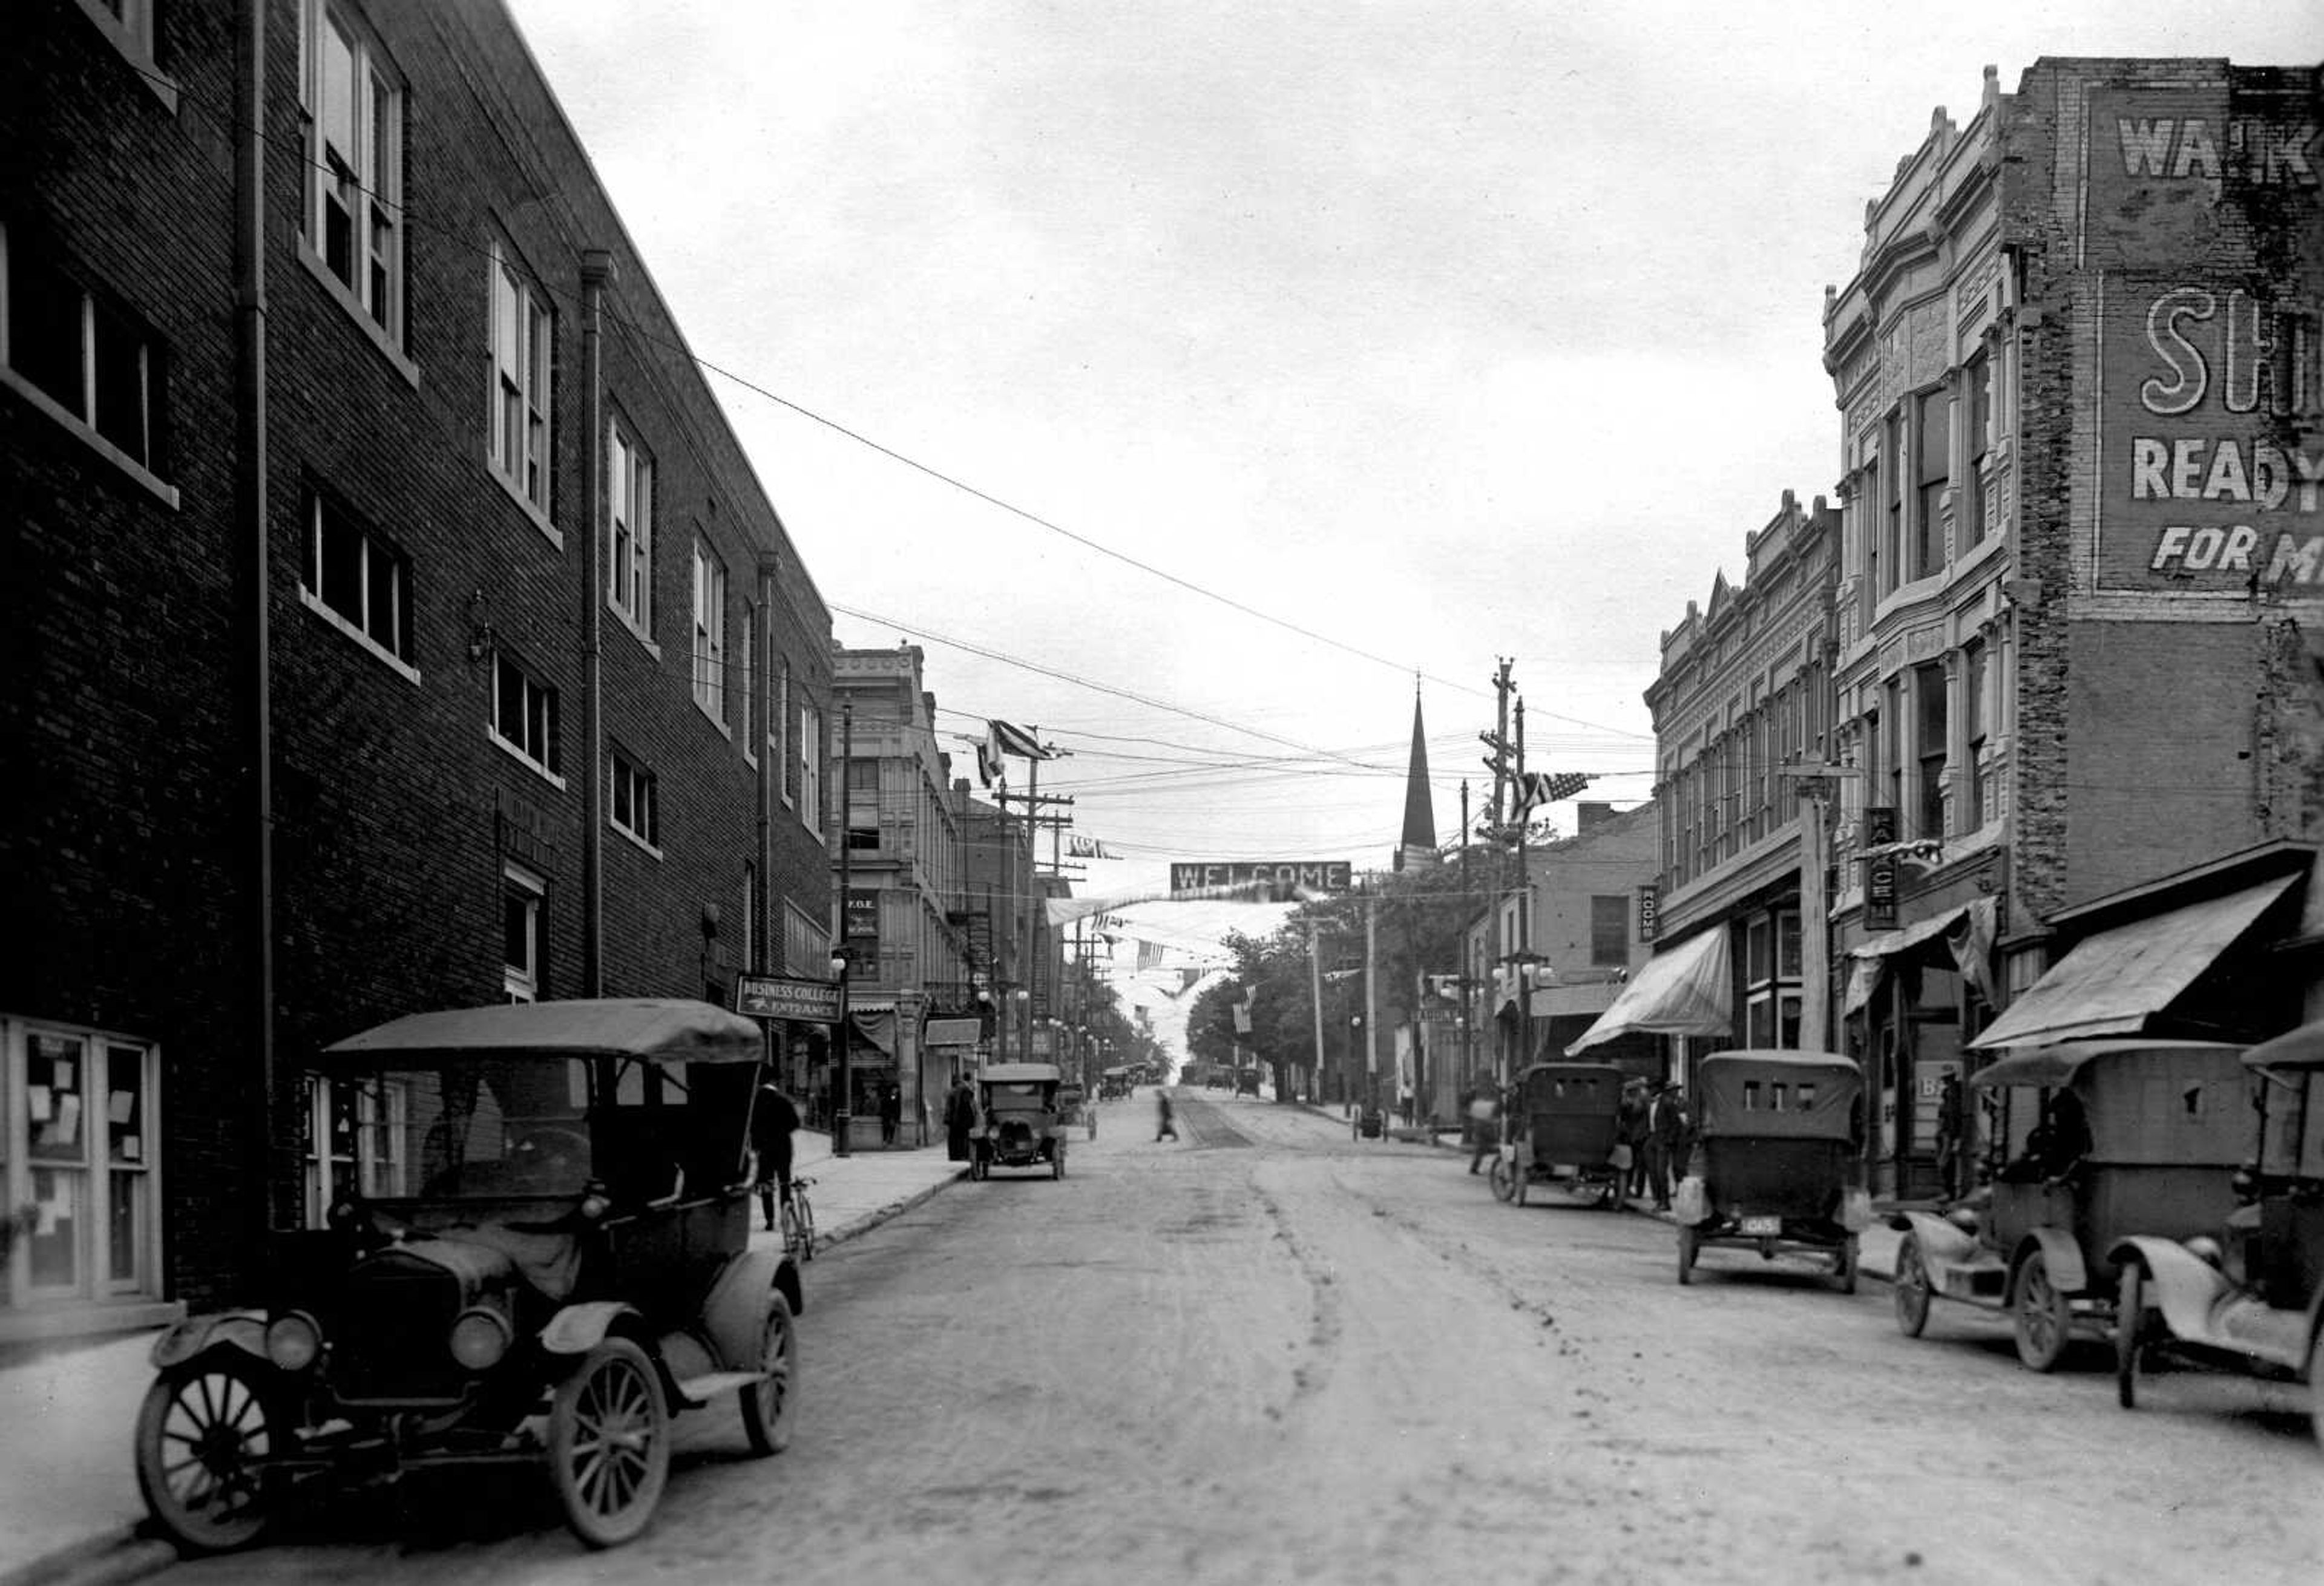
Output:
2,1018,167,1306
1914,661,1948,841
502,860,544,1003
300,1072,410,1227
1588,895,1629,967
609,744,661,855
1965,350,1993,546
606,413,655,645
300,487,418,681
485,236,554,534
1914,389,1949,579
490,650,563,787
691,539,729,729
798,698,822,832
296,0,410,370
0,223,178,507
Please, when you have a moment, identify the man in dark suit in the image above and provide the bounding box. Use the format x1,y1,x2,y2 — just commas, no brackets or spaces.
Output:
1647,1080,1691,1211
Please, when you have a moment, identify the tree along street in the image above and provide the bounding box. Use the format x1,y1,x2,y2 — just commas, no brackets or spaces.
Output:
162,1092,2321,1585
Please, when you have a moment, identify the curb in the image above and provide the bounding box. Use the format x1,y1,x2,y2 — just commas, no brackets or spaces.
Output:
1,1167,972,1586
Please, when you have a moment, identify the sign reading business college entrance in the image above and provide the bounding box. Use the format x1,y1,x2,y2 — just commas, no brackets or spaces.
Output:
1169,860,1351,899
735,974,842,1023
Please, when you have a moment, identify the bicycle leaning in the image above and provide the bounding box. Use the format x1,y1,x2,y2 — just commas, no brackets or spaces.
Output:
775,1175,816,1262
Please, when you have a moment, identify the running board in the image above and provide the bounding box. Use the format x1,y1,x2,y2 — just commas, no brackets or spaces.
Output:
672,1370,763,1407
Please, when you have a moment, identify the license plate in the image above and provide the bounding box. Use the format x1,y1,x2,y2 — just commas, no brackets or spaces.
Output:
1740,1215,1782,1236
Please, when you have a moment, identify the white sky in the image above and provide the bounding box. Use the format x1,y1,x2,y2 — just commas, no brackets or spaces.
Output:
505,0,2322,921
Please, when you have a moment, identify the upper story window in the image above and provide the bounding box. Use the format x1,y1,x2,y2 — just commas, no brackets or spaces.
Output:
503,861,543,1003
1914,662,1948,839
1882,411,1904,595
487,239,552,521
741,604,759,765
299,0,404,347
0,223,174,503
775,658,793,803
1589,896,1628,966
69,0,179,111
607,416,654,639
610,746,660,852
300,487,415,675
1963,639,1989,830
1964,351,1993,546
492,650,561,783
1914,391,1948,578
691,540,727,724
799,700,823,831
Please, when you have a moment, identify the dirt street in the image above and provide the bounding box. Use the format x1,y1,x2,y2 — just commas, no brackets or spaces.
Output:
164,1090,2323,1585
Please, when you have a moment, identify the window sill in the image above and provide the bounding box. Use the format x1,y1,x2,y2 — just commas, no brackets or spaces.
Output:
694,696,734,739
299,589,422,684
70,0,179,113
609,606,661,661
487,462,560,551
1,367,180,508
297,244,419,389
488,727,566,791
613,822,663,860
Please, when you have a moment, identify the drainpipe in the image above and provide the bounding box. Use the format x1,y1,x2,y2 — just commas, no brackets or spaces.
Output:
234,0,277,1248
580,251,614,995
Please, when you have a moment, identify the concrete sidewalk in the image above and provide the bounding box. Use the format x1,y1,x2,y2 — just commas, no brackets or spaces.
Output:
0,1130,963,1586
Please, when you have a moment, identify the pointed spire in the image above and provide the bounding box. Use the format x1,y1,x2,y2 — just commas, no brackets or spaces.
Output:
1394,681,1439,871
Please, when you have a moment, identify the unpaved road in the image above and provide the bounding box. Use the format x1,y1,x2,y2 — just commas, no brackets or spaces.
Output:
166,1089,2323,1585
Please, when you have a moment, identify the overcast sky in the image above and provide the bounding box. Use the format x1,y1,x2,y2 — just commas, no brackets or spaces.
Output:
504,0,2320,928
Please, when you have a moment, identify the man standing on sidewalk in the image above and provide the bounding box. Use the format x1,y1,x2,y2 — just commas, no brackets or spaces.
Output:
1647,1080,1690,1210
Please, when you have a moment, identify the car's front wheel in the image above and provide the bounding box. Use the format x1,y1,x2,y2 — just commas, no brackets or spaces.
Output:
738,1293,798,1457
1893,1233,1932,1337
2014,1250,2072,1373
135,1352,288,1553
550,1338,669,1548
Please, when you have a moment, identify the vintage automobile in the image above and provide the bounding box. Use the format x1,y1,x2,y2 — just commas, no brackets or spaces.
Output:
1889,1038,2245,1371
133,999,803,1555
2110,1019,2324,1437
1489,1062,1628,1208
1234,1067,1263,1098
1099,1065,1133,1101
1675,1050,1871,1292
971,1062,1069,1179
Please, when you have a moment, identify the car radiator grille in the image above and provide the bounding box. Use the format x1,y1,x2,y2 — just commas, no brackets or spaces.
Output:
331,1251,462,1402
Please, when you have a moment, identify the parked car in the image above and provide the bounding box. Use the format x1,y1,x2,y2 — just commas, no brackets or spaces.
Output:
133,999,803,1555
1235,1067,1262,1098
971,1063,1069,1179
1489,1062,1627,1208
2110,1018,2324,1438
1675,1050,1870,1291
1889,1038,2246,1371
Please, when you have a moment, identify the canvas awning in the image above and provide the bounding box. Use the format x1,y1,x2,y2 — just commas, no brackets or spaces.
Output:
848,1006,898,1056
1564,927,1730,1054
1844,896,1999,1014
1968,875,2297,1049
323,998,764,1068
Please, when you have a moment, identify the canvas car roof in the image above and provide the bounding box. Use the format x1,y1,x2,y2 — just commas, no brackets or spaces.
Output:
321,998,766,1068
1969,1037,2244,1090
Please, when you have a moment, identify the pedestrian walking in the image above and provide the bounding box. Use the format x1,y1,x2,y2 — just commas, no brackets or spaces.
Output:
944,1074,977,1162
1647,1079,1690,1210
749,1080,801,1234
1466,1081,1502,1175
879,1083,902,1147
1155,1089,1178,1142
1933,1069,1966,1199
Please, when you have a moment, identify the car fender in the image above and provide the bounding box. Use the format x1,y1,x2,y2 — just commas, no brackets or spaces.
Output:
539,1299,647,1357
698,1248,800,1371
149,1309,268,1371
1889,1209,1977,1272
2011,1225,2089,1298
2112,1235,2235,1343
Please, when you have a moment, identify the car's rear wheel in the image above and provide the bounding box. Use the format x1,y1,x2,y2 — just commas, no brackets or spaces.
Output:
738,1294,798,1457
1894,1233,1932,1337
1487,1154,1516,1204
2306,1325,2324,1444
2115,1260,2148,1411
135,1352,286,1553
2014,1250,2072,1373
550,1338,669,1548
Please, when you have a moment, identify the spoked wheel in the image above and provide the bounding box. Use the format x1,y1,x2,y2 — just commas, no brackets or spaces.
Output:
1835,1234,1860,1296
1676,1223,1698,1285
1487,1154,1517,1204
2115,1260,2148,1411
780,1196,815,1263
548,1339,670,1548
134,1354,287,1553
2014,1250,2072,1373
1893,1233,1932,1337
738,1293,799,1457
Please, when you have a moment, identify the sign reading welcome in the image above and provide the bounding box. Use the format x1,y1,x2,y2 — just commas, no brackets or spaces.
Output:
1169,860,1351,899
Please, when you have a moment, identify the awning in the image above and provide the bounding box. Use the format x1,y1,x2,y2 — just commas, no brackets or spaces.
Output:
1968,875,2297,1049
323,998,764,1069
848,1006,898,1056
1845,896,1999,1012
1565,927,1730,1054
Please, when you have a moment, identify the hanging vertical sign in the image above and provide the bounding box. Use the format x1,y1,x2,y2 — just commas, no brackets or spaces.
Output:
1862,807,1900,932
1636,883,1659,943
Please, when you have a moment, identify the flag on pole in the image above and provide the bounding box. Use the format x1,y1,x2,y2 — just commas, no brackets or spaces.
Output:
1067,834,1115,859
975,735,1002,788
1514,769,1591,820
986,719,1050,761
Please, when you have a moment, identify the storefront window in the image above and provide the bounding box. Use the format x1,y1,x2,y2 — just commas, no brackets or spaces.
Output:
5,1021,161,1315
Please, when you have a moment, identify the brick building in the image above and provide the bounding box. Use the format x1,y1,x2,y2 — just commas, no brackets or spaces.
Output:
2,0,835,1339
1823,59,2321,1194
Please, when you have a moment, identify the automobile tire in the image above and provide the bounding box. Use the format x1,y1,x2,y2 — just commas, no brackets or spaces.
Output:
1487,1155,1516,1204
2307,1325,2324,1445
1677,1222,1698,1286
2115,1260,2148,1411
2014,1249,2072,1373
550,1337,670,1548
738,1292,799,1457
1893,1233,1933,1338
1836,1233,1860,1296
134,1352,287,1553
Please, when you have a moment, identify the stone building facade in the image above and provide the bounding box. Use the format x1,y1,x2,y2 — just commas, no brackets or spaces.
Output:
1,0,835,1337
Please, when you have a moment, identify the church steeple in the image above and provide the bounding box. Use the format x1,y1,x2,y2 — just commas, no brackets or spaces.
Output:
1394,681,1438,871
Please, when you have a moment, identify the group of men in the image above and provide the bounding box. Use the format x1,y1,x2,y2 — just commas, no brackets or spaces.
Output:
1460,1071,1694,1209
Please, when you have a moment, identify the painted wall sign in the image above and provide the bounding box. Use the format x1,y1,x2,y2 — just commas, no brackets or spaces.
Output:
736,974,841,1023
1168,860,1351,898
1862,807,1900,932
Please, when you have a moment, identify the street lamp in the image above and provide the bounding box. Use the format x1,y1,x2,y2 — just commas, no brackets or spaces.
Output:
1350,1013,1365,1116
830,946,853,1158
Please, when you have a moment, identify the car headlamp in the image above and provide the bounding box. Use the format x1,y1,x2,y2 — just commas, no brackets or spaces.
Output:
448,1306,512,1371
264,1311,324,1372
